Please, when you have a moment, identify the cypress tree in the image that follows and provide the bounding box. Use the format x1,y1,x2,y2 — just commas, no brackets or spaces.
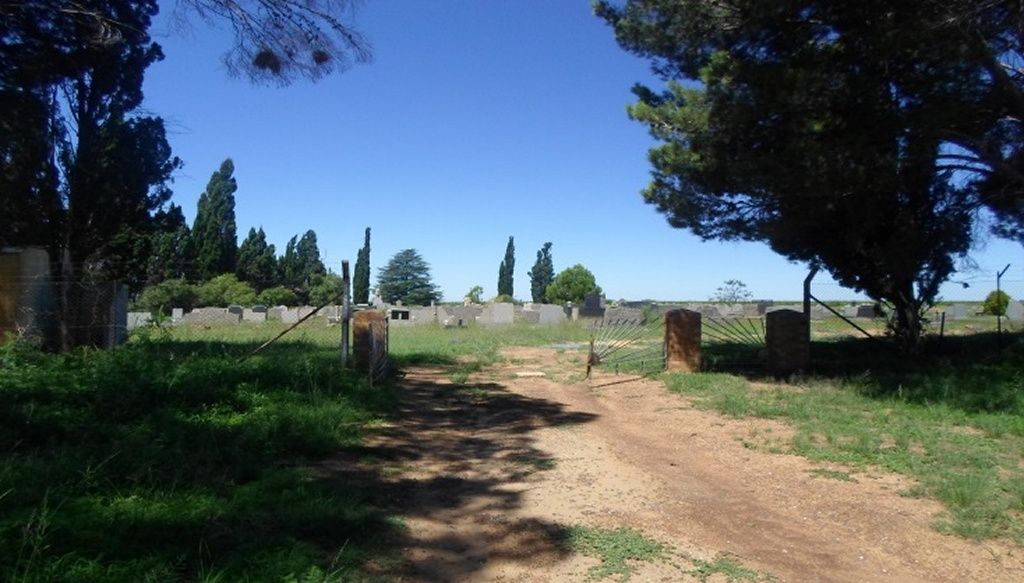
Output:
353,227,371,304
192,159,238,280
497,236,515,297
236,227,279,290
528,242,554,303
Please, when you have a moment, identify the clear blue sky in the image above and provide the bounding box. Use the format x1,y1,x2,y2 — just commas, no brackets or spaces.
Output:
143,0,1022,302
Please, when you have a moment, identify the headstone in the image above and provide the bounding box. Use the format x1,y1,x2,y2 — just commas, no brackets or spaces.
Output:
765,309,809,376
267,306,286,321
353,310,388,371
242,308,266,322
297,306,317,319
127,311,153,331
664,309,701,373
855,305,877,318
280,308,300,324
252,304,268,313
843,305,859,319
171,307,184,322
579,293,606,319
182,307,240,325
227,304,243,317
537,304,565,325
480,302,514,325
948,303,970,320
1006,301,1024,321
756,300,774,315
520,310,540,324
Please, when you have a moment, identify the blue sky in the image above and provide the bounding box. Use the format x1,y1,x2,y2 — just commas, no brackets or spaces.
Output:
142,0,1022,302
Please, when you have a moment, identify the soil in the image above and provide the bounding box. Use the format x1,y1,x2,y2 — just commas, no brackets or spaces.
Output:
322,346,1024,582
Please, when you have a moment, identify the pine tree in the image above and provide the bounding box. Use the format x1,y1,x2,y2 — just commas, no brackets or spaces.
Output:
192,159,238,280
497,236,515,298
280,229,325,301
147,204,193,284
353,227,371,304
377,249,441,305
236,227,279,290
528,242,554,303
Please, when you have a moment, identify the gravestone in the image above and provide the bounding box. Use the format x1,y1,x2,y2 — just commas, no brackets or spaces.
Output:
520,310,540,324
579,293,606,319
843,305,859,319
267,306,286,321
855,305,877,318
242,308,266,322
765,309,809,376
664,309,701,373
171,307,184,323
537,304,565,325
182,307,240,325
280,308,300,324
252,304,267,313
127,311,152,331
1006,301,1024,321
948,303,970,320
227,305,243,317
480,302,514,326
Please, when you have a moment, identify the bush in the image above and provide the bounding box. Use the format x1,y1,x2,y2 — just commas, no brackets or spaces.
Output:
197,274,258,307
983,290,1011,316
308,273,343,306
545,264,602,305
258,286,299,306
492,294,515,304
136,279,198,315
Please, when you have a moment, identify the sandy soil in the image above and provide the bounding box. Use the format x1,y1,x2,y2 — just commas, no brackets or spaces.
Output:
324,346,1023,582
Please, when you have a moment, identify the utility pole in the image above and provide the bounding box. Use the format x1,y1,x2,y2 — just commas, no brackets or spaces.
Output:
997,263,1011,348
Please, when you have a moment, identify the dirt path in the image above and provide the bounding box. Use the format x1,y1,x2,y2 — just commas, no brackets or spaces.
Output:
326,347,1023,582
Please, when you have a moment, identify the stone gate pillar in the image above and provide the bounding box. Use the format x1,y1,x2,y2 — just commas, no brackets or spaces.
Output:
664,309,701,372
765,309,809,375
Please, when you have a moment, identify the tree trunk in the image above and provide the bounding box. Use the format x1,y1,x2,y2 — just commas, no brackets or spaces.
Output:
890,283,924,352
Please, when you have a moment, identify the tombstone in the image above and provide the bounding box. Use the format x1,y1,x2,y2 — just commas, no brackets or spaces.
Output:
227,304,243,317
480,302,514,325
537,304,565,325
171,307,184,323
664,309,701,373
267,306,286,321
570,306,579,321
855,305,877,318
1006,301,1024,321
765,309,809,376
252,304,268,313
182,307,240,325
280,308,300,324
756,300,774,315
352,310,388,371
520,310,540,324
242,308,266,323
579,293,606,319
297,306,317,319
127,311,153,331
947,303,970,320
843,305,859,319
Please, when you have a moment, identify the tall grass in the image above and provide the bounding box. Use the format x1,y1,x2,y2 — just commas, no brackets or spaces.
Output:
0,332,397,581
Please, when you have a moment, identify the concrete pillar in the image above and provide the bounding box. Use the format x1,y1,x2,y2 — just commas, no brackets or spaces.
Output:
353,310,388,371
664,309,701,373
765,309,809,375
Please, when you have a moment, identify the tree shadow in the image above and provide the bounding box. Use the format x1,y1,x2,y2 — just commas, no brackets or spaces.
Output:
317,368,598,580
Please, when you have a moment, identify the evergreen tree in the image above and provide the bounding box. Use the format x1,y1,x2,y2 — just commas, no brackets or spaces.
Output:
192,159,238,279
528,242,554,303
280,229,326,301
377,249,441,306
497,236,515,298
546,265,602,306
236,227,278,290
353,227,371,304
147,204,193,284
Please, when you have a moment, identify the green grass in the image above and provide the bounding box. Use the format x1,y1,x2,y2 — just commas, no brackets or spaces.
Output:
690,553,768,582
808,468,857,482
662,337,1024,543
0,331,398,582
563,526,666,582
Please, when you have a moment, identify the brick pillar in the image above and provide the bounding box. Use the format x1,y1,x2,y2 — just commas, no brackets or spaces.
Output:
353,310,388,371
765,309,809,375
664,309,701,372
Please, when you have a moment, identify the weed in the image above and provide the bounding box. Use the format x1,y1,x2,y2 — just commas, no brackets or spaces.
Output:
563,525,666,581
808,468,857,482
691,553,768,582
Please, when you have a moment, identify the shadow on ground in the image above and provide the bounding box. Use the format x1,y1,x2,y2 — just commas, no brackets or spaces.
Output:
318,366,598,581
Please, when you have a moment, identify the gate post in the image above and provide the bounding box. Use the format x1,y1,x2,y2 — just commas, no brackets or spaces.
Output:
664,309,701,373
765,309,809,376
353,310,387,372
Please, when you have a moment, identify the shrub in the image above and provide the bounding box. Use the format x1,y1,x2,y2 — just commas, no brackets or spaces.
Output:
197,274,257,307
983,290,1011,316
492,294,515,304
136,279,198,315
308,273,343,306
545,264,602,305
258,286,299,306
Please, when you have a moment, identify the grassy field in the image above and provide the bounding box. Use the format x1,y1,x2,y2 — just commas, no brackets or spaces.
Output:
0,321,590,582
2,319,1022,581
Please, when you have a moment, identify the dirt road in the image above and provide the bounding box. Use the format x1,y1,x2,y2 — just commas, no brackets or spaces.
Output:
329,347,1023,582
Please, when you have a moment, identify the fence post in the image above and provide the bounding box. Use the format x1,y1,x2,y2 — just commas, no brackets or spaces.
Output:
341,260,350,368
803,265,819,342
664,309,702,373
